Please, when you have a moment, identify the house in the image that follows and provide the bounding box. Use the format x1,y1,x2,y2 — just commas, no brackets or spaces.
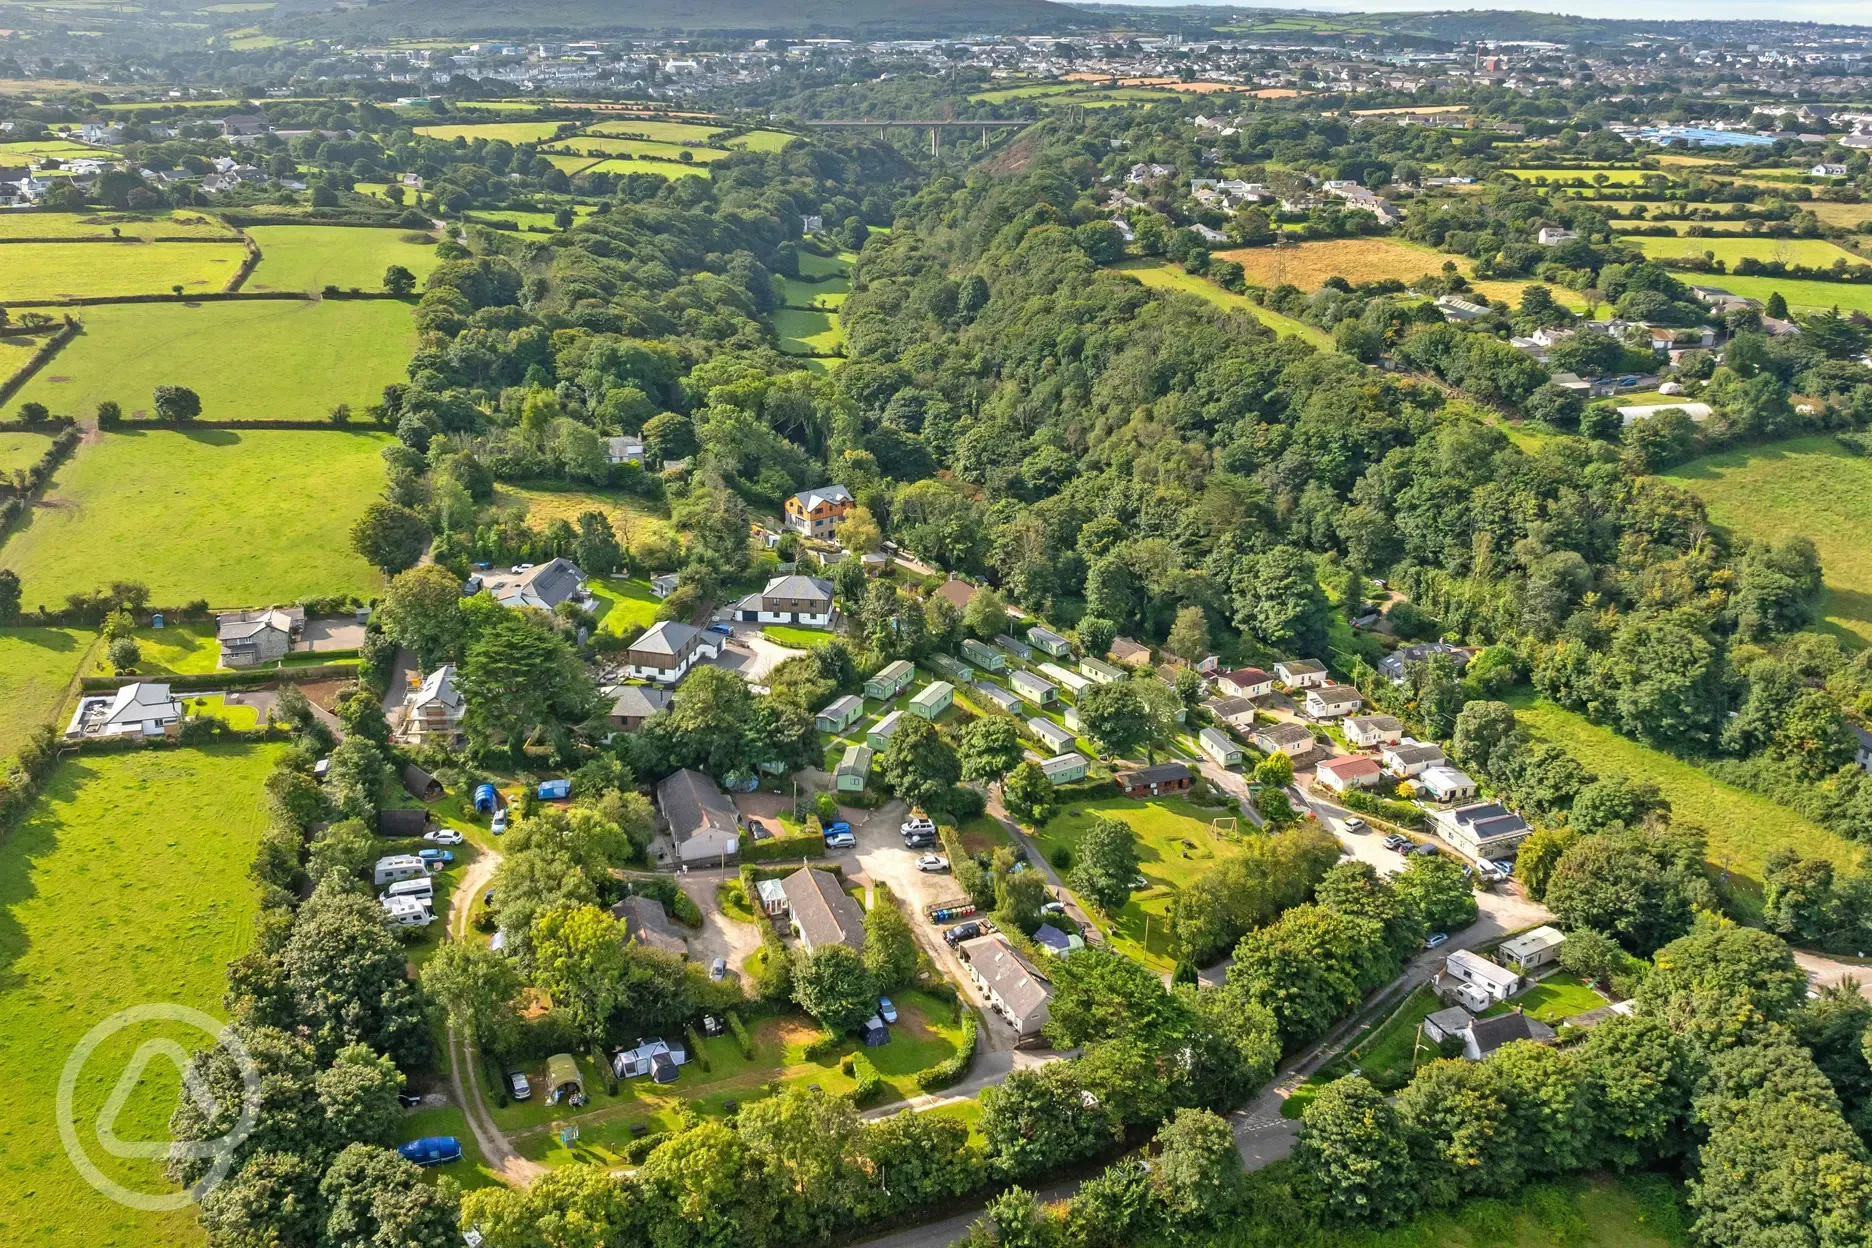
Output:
1011,671,1058,706
1317,754,1384,793
801,214,824,233
1080,657,1123,686
1443,948,1521,1010
865,659,915,701
1854,725,1872,771
1198,727,1243,767
377,808,429,838
613,1037,688,1082
650,573,679,599
995,633,1034,661
1418,765,1479,803
1114,762,1192,798
608,685,671,732
1041,752,1088,784
737,574,835,627
959,934,1052,1038
781,867,866,953
611,894,687,957
866,711,905,751
1275,659,1328,688
973,681,1022,714
931,654,974,685
1619,402,1712,424
219,113,267,137
486,557,587,611
910,681,954,720
784,484,853,538
1036,662,1091,698
836,744,873,791
960,638,1005,671
1812,163,1849,176
1422,1004,1477,1047
1500,926,1567,970
1536,226,1579,245
1345,714,1406,747
1215,667,1273,699
619,620,721,684
1456,1010,1556,1060
215,606,302,666
65,681,184,740
1381,739,1447,778
1208,696,1258,729
1304,683,1363,719
932,579,976,614
1378,643,1470,683
402,763,443,802
657,768,741,864
817,694,864,734
1028,717,1076,753
396,665,465,746
1252,722,1316,760
604,435,645,465
1027,626,1072,658
1109,637,1151,666
1432,801,1533,859
1032,923,1085,956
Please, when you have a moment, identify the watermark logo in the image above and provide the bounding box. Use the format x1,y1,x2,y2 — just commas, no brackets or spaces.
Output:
57,1003,261,1211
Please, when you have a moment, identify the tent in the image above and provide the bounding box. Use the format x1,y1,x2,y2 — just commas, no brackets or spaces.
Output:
538,778,572,800
473,783,498,813
861,1015,889,1047
546,1053,584,1106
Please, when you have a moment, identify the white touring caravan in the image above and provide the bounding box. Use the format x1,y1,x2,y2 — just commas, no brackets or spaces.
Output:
373,854,429,886
380,895,434,928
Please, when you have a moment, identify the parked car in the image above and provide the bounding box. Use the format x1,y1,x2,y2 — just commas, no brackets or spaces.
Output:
417,848,454,865
1341,817,1369,834
397,1092,423,1109
903,832,935,849
1382,834,1410,852
824,831,857,849
507,1071,531,1100
878,997,898,1024
944,921,983,947
423,828,463,845
707,623,734,636
1490,859,1515,876
1410,842,1440,857
1424,932,1449,949
491,810,509,836
901,816,936,836
824,821,851,837
710,957,727,981
915,854,949,873
398,1137,463,1166
1039,901,1066,916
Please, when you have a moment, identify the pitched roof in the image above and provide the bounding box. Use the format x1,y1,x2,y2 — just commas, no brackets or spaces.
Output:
630,619,702,658
1347,714,1404,734
610,685,671,720
1109,637,1151,662
782,867,866,952
1219,666,1272,686
1115,762,1191,787
1254,722,1315,749
409,665,462,712
216,606,300,641
101,682,183,728
762,574,834,603
1319,755,1383,780
611,894,688,955
791,484,853,511
1209,696,1257,722
494,557,585,609
933,579,976,611
656,768,738,847
961,935,1051,1020
1469,1011,1555,1055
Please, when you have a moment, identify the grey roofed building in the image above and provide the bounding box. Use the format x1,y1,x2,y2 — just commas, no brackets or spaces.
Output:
781,867,866,953
1208,695,1257,727
611,894,688,957
974,681,1022,713
656,768,741,864
960,934,1052,1037
488,557,586,610
1252,722,1316,756
1028,717,1076,752
66,681,185,739
1466,1011,1556,1058
608,685,671,730
1377,643,1470,682
629,619,700,658
216,606,302,666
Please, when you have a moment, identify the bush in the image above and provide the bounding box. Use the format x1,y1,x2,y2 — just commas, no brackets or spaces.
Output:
1049,845,1072,870
727,1010,754,1060
802,1028,842,1061
914,1011,978,1091
848,1051,885,1105
685,1024,710,1072
623,1132,664,1163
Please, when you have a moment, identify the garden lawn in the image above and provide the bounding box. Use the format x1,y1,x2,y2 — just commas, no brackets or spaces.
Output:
1028,795,1243,969
0,745,279,1248
0,211,236,240
2,428,392,605
0,426,53,471
762,624,830,649
0,240,249,300
465,205,597,232
1509,692,1863,917
1632,235,1862,267
1662,435,1872,646
775,308,842,354
1486,972,1605,1023
1110,257,1334,347
244,225,440,293
0,627,91,763
413,120,566,142
589,577,663,636
13,299,416,423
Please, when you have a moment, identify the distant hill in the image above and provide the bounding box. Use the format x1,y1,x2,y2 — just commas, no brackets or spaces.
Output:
283,0,1103,38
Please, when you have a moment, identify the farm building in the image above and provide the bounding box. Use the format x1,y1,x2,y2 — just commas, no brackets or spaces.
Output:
1275,659,1327,688
1345,714,1405,747
816,694,864,734
961,638,1005,671
1198,727,1243,767
910,681,954,719
867,711,905,751
1011,671,1058,706
1215,667,1273,699
657,768,741,865
1109,637,1151,666
865,659,915,701
1304,683,1363,718
1037,662,1091,697
1027,625,1071,657
1028,717,1076,753
973,681,1022,714
1113,762,1192,798
1041,752,1088,784
931,654,974,684
1317,754,1384,793
1080,657,1123,685
836,744,873,791
995,634,1033,660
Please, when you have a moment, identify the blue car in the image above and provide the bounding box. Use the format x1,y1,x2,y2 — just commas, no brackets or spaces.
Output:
397,1136,462,1166
824,821,851,836
417,848,454,865
707,623,735,636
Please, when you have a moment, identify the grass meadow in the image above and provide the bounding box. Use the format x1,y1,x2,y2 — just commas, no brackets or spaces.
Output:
0,211,236,240
413,120,566,143
2,428,391,605
579,157,713,179
1505,167,1660,186
548,137,729,162
0,429,55,471
784,274,848,308
0,746,279,1248
244,225,439,292
489,483,676,556
1111,257,1335,346
1662,434,1872,647
1632,235,1862,267
775,307,843,354
724,130,797,152
1213,237,1456,294
14,299,416,423
1707,273,1872,315
0,627,91,763
540,153,606,175
0,336,40,388
587,119,725,141
0,240,249,300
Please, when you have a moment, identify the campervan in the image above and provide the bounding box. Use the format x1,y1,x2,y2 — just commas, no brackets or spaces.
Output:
382,877,435,903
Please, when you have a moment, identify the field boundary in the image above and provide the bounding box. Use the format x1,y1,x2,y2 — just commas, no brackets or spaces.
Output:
4,290,312,309
224,231,262,292
0,319,80,407
0,235,243,246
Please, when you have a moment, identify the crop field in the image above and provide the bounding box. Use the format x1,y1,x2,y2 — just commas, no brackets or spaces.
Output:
1110,257,1334,346
15,299,416,423
2,428,392,604
1213,237,1453,294
1505,167,1661,186
1662,434,1872,647
587,119,725,142
413,120,566,143
579,157,714,180
775,307,842,354
0,627,90,762
0,211,235,240
0,745,279,1248
1710,273,1872,315
0,240,248,300
244,224,439,292
1632,235,1862,266
547,136,730,161
1509,692,1862,916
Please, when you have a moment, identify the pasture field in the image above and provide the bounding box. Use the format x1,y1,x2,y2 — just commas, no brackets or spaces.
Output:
0,627,91,763
1632,235,1862,267
1712,273,1872,315
1110,257,1334,347
1808,201,1872,230
0,334,39,386
244,224,439,292
2,428,391,604
0,240,248,300
0,210,235,240
784,274,848,308
0,138,104,162
775,307,842,354
541,153,605,174
1662,434,1872,647
724,129,797,152
0,428,54,471
578,156,713,179
547,136,730,161
1213,237,1451,293
587,118,725,141
490,482,675,554
1505,167,1660,186
797,249,855,278
413,120,566,143
0,745,279,1248
14,299,416,423
1509,691,1862,917
969,82,1082,102
466,205,598,232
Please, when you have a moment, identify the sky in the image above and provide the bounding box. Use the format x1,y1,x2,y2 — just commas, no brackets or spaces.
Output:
1106,0,1872,24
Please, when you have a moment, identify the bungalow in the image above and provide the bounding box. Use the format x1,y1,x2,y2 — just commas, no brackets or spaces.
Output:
486,557,587,611
1028,717,1076,753
1275,659,1328,688
1378,643,1470,683
1027,625,1072,658
657,768,742,865
866,710,905,751
1381,739,1447,778
1011,671,1058,706
1215,667,1273,699
609,685,671,732
784,484,854,538
973,681,1023,714
1431,800,1532,858
910,681,954,719
1113,762,1192,798
932,579,976,614
1345,714,1405,748
1109,637,1152,666
396,665,465,746
611,894,687,957
817,694,864,734
1303,683,1363,719
66,681,185,740
1535,226,1579,245
650,573,679,599
1208,696,1258,729
864,659,915,701
1460,1011,1555,1059
960,638,1005,671
1317,754,1384,793
931,654,974,685
619,620,721,684
995,633,1034,661
1252,722,1316,760
1417,765,1479,804
605,435,645,465
782,867,866,953
1080,657,1123,686
1500,926,1567,971
736,574,835,627
216,606,302,667
1198,727,1243,767
1041,752,1089,784
1442,948,1522,1011
1812,162,1849,177
1037,662,1091,698
836,744,873,791
959,935,1052,1038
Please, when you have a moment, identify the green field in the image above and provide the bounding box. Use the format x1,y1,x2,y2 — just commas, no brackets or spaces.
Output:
548,137,729,162
0,333,42,386
784,274,847,308
244,225,439,293
15,299,416,423
578,156,713,180
589,576,662,636
0,211,236,240
0,627,91,762
587,119,726,141
0,240,249,300
1506,167,1661,186
540,154,605,175
414,120,565,143
0,428,54,471
2,428,392,605
1633,236,1863,267
1706,273,1872,315
1663,435,1872,646
775,307,842,354
1510,693,1863,915
489,483,675,556
1111,257,1335,347
797,250,854,278
0,138,105,162
0,745,279,1248
465,205,597,232
723,130,797,152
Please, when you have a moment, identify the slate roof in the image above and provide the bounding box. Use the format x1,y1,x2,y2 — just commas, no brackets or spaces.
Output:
657,768,739,850
1469,1011,1556,1056
611,894,688,956
610,685,671,720
782,867,866,952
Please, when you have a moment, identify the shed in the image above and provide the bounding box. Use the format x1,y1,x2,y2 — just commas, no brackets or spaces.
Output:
401,763,443,803
961,638,1006,671
816,694,864,734
377,808,429,839
909,681,954,720
1011,671,1058,705
866,710,905,751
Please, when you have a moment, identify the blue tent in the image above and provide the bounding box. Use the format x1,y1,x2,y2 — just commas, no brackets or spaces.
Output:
397,1137,462,1166
538,779,571,800
473,784,497,813
861,1015,889,1047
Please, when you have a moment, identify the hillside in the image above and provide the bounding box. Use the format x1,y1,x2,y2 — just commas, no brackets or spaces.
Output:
283,0,1100,38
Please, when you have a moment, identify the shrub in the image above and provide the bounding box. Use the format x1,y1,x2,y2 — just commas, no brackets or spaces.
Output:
1049,845,1073,870
848,1051,885,1105
685,1024,710,1072
623,1132,664,1163
915,1011,979,1091
802,1028,842,1061
727,1010,754,1060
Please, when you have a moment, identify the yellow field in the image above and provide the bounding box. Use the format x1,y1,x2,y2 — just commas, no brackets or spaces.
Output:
1212,237,1452,291
414,121,565,143
1505,167,1662,186
0,240,249,300
1810,202,1872,230
578,158,711,180
1109,258,1333,347
1633,236,1863,267
544,136,729,162
725,130,798,152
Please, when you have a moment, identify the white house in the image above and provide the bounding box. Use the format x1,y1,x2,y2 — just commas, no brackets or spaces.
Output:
1381,739,1447,778
1345,714,1405,748
1499,926,1567,970
1316,754,1384,793
1417,765,1478,803
736,574,835,627
1275,659,1327,688
619,620,721,684
65,682,185,740
960,935,1052,1038
1304,683,1363,719
1208,696,1257,730
605,435,646,465
1432,801,1533,859
1536,226,1579,245
1214,667,1273,699
1442,948,1521,1012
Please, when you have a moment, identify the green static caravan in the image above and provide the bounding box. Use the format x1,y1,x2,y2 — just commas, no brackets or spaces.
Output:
816,694,864,734
1041,752,1089,784
1198,726,1244,767
867,710,905,752
1027,625,1072,658
931,654,974,684
836,744,874,791
865,658,915,701
1011,670,1058,706
960,638,1006,671
1080,656,1124,685
910,681,954,720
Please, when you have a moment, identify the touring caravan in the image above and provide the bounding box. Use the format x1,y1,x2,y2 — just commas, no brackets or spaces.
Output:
373,854,429,886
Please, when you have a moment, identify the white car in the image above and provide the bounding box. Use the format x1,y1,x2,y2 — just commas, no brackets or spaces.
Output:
423,828,464,845
916,854,949,873
901,817,936,836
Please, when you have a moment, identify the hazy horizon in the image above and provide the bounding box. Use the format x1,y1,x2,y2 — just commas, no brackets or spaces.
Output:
1098,0,1872,26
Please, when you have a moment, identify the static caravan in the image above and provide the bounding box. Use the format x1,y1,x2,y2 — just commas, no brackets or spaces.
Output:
816,694,864,734
1027,626,1071,658
1028,717,1076,753
960,638,1006,671
931,654,974,684
974,681,1023,714
865,659,915,701
1041,752,1089,784
1011,671,1057,706
909,681,954,720
373,854,429,887
867,710,905,752
994,633,1033,661
1038,662,1091,698
1080,657,1123,685
836,744,873,791
1198,727,1243,767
